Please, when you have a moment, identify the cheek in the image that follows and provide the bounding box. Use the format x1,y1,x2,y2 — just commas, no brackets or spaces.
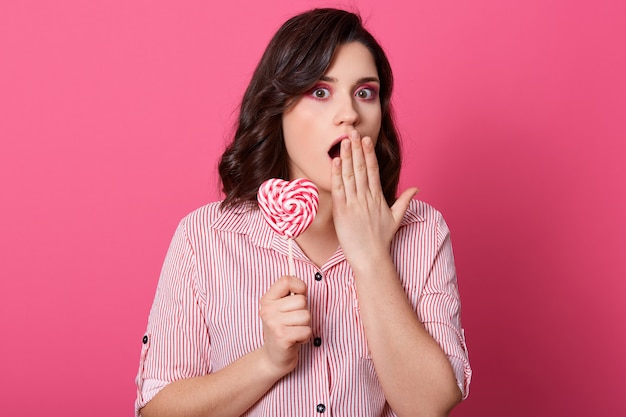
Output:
369,111,382,141
367,116,380,134
282,106,316,139
281,115,302,149
361,102,382,127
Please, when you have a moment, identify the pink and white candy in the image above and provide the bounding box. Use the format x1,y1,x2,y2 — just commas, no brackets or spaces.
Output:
257,178,319,239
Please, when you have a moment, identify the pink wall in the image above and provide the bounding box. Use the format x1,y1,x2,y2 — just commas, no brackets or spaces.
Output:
1,1,624,415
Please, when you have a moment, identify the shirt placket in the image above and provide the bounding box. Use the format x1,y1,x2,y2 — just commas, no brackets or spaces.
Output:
308,267,331,415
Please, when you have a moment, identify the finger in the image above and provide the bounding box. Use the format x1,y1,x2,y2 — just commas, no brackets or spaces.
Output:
277,293,308,312
264,276,307,300
279,309,311,327
391,187,419,225
331,155,346,203
362,136,382,193
340,138,357,198
265,324,311,349
285,276,307,296
287,325,312,344
348,130,369,193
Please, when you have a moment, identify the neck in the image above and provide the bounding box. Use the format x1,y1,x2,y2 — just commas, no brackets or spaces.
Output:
311,191,334,230
295,191,338,267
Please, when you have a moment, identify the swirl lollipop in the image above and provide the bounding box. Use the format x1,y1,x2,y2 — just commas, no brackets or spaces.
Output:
258,178,319,276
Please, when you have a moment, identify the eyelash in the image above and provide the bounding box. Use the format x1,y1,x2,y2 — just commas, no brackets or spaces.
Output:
308,84,379,101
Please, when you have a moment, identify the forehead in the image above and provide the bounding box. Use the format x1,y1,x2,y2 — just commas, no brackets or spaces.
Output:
324,42,379,79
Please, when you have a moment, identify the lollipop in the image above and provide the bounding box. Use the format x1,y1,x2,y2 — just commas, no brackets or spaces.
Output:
257,178,319,276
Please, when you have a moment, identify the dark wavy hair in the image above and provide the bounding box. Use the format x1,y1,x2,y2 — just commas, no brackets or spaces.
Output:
218,8,401,209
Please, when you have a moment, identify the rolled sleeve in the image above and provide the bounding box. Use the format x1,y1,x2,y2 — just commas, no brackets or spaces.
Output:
418,213,472,399
135,218,211,415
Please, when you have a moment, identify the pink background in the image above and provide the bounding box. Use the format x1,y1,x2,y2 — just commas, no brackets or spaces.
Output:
1,0,624,415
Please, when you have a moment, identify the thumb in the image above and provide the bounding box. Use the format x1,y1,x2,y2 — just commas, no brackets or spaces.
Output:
391,187,419,223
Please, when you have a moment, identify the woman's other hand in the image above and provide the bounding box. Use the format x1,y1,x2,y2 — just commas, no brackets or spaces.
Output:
258,276,311,378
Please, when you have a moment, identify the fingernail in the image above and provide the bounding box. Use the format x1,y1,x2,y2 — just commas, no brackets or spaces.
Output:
350,130,358,140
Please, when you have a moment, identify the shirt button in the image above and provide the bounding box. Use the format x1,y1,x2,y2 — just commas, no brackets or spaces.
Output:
314,272,322,281
313,337,322,347
316,403,326,413
142,335,148,344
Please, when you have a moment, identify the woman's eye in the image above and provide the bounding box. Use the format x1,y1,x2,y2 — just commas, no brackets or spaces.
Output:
311,87,331,99
356,87,376,100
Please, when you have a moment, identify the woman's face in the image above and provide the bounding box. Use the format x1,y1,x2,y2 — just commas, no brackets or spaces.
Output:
281,42,382,194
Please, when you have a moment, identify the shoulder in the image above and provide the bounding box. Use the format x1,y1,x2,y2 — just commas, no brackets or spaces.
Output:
397,199,452,244
176,201,221,234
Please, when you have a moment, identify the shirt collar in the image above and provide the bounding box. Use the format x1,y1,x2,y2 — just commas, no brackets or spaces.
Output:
400,199,426,227
212,204,274,248
212,199,425,249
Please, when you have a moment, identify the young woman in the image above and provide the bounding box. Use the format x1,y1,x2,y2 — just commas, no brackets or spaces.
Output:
136,8,471,417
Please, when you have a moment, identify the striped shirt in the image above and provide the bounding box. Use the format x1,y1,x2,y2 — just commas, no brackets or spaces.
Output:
135,199,471,416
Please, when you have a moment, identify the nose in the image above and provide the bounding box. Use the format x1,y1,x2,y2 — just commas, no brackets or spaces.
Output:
333,94,359,126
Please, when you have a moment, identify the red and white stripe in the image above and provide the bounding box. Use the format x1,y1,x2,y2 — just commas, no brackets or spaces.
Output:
257,178,319,239
135,199,471,416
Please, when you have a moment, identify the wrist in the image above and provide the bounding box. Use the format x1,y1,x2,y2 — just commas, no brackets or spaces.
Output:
348,250,394,277
256,345,294,382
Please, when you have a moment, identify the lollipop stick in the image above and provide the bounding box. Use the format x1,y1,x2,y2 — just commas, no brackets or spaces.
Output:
288,238,295,276
288,238,295,296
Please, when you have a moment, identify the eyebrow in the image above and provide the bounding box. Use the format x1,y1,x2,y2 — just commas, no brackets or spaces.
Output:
319,75,380,84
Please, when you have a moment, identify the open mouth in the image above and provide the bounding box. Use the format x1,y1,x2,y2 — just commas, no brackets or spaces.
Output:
328,142,341,159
